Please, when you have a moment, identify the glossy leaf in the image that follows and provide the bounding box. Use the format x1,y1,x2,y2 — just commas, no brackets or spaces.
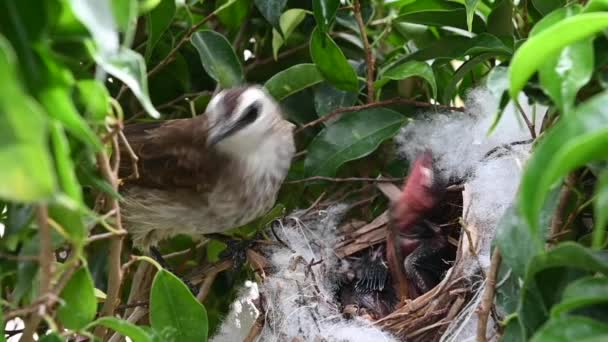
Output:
304,108,406,177
375,60,437,98
310,27,358,91
88,317,153,342
509,13,608,99
442,52,496,104
313,0,340,32
191,30,244,89
216,0,250,30
397,0,485,33
487,0,514,37
0,36,56,202
272,9,308,60
465,0,481,31
584,0,608,13
533,6,593,116
254,0,287,34
38,87,102,150
67,0,119,54
92,45,161,118
527,242,608,277
532,0,567,16
314,81,358,118
593,171,608,249
550,276,608,317
48,121,86,242
150,270,208,341
519,91,608,233
75,80,111,121
264,64,324,101
145,0,176,58
531,316,608,342
39,333,64,342
57,267,97,330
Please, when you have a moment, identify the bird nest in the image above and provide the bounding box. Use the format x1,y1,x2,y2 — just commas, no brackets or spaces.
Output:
232,180,495,342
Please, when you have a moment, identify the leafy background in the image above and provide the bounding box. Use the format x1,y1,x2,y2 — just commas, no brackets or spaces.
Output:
1,0,608,341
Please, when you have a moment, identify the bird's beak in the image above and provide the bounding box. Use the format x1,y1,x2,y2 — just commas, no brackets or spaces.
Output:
207,122,239,147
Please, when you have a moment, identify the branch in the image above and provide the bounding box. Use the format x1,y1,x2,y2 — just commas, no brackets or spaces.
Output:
353,0,375,102
21,206,53,342
477,248,502,342
116,13,216,100
296,98,464,133
515,100,536,139
94,138,125,339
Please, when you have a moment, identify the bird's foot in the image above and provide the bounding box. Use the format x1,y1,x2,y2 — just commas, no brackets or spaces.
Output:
149,246,199,295
205,234,255,270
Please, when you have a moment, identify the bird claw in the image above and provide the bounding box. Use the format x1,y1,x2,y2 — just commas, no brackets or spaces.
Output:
219,239,253,270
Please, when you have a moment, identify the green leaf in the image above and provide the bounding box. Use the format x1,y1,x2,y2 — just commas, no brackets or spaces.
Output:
38,87,102,150
254,0,287,35
88,317,153,342
530,6,593,115
465,0,481,31
145,0,176,58
509,13,608,99
519,91,608,233
0,36,56,202
397,0,485,33
264,64,324,101
66,0,119,54
57,267,97,330
75,80,111,122
313,0,340,32
531,0,567,16
527,242,608,277
310,27,358,91
442,52,496,104
551,276,608,317
314,81,358,118
531,316,608,342
375,60,437,98
216,0,250,31
48,121,86,242
584,0,608,13
150,270,208,341
593,171,608,249
191,30,244,89
91,45,161,118
304,108,406,176
487,0,514,37
39,333,64,342
272,9,308,60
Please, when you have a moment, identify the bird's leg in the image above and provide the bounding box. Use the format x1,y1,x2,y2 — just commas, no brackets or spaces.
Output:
402,235,448,298
204,233,255,270
149,246,199,294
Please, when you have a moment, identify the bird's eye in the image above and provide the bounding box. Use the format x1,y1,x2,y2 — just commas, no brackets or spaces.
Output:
239,104,259,126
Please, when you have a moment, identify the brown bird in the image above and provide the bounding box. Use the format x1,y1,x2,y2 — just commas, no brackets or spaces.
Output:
118,85,295,250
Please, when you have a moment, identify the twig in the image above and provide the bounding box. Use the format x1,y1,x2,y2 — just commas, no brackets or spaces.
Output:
287,176,402,184
195,260,233,302
116,13,216,100
86,230,128,244
296,98,464,133
244,44,308,73
353,0,375,102
549,173,577,246
118,130,139,180
476,248,502,342
94,140,125,339
515,101,536,139
244,314,265,342
21,206,53,342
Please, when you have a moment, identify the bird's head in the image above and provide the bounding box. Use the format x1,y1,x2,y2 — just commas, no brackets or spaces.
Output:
205,85,289,155
392,150,443,228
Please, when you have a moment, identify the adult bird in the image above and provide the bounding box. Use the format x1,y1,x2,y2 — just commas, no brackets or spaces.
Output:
118,85,295,258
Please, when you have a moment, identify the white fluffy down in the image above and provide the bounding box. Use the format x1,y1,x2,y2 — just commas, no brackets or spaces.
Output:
396,88,545,342
212,205,397,342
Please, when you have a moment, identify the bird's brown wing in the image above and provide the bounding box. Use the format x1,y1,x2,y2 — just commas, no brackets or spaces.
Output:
118,115,227,191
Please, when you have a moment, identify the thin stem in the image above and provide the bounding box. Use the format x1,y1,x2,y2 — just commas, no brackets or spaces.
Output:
296,98,464,133
477,248,502,342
